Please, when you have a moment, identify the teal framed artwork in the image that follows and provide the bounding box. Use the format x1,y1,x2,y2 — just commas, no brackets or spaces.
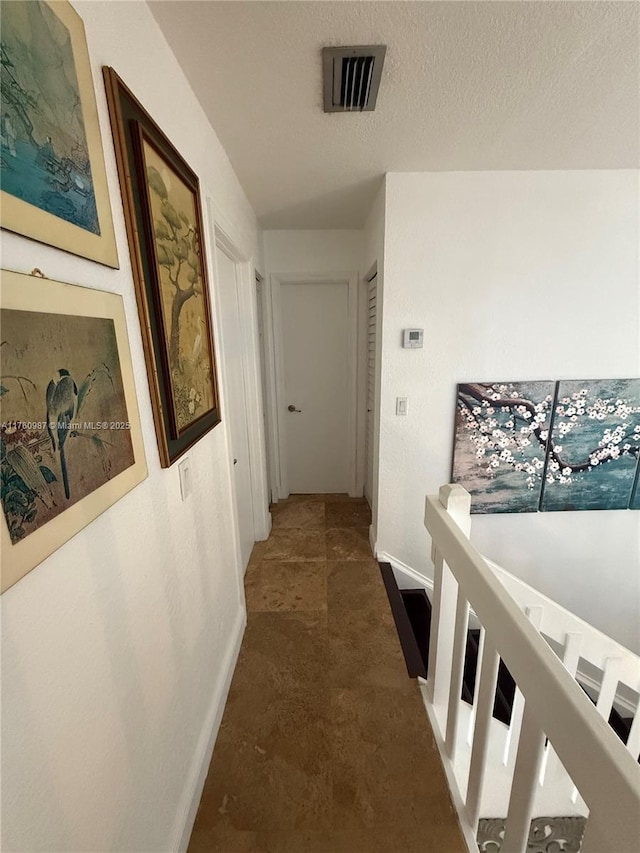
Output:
452,379,640,513
0,1,118,266
540,378,640,512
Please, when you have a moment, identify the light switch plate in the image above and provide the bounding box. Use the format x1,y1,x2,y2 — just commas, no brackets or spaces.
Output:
396,397,408,416
178,457,192,501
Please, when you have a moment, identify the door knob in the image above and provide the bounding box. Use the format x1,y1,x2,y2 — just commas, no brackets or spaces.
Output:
288,404,302,413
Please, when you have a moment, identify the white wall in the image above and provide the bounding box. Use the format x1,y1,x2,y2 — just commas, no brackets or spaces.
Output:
1,2,262,850
263,229,363,275
378,170,640,652
363,185,385,278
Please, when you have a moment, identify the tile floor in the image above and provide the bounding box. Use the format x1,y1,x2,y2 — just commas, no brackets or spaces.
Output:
187,495,466,853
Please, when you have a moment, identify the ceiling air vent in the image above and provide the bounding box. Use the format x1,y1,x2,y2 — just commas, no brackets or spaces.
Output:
322,45,386,113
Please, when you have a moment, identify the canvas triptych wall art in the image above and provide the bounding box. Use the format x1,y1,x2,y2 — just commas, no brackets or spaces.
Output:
452,379,640,513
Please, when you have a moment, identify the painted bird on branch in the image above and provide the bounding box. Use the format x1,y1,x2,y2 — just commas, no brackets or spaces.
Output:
46,369,78,500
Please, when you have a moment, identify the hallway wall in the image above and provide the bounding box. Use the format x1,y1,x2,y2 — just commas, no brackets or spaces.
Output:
1,2,262,850
263,229,364,275
377,170,640,652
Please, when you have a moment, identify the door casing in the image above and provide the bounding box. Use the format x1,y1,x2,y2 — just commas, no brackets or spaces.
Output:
207,213,271,575
268,271,361,499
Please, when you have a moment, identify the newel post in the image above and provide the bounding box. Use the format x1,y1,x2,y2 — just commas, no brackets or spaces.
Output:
425,484,472,718
438,484,472,536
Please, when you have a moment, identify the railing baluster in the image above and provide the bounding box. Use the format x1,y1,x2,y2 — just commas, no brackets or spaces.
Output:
504,689,524,767
596,657,622,721
504,607,543,767
571,659,625,806
540,631,583,785
568,657,625,805
625,701,640,761
502,702,546,853
467,626,485,745
445,587,470,759
430,554,459,717
561,631,583,676
429,484,472,726
466,634,500,832
427,548,444,705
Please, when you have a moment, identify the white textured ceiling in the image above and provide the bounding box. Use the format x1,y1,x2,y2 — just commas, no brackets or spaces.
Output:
149,1,639,229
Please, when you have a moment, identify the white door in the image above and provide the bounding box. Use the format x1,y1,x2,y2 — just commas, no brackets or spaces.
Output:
281,281,349,494
217,249,255,571
364,274,377,505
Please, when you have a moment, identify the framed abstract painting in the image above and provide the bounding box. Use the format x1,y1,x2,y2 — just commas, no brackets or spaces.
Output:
103,67,221,467
0,1,118,266
0,269,147,592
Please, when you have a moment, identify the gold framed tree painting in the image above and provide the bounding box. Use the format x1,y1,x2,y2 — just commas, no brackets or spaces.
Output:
0,270,147,592
0,1,118,266
103,67,221,467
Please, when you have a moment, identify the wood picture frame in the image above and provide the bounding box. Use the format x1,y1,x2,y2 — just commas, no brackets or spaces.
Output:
0,269,147,593
0,1,118,267
103,67,221,467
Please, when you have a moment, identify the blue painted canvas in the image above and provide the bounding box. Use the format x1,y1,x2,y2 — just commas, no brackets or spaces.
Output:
452,381,556,513
540,379,640,511
0,0,99,234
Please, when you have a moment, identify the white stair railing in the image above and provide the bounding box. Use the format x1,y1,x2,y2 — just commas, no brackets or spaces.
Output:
422,484,640,853
486,557,640,771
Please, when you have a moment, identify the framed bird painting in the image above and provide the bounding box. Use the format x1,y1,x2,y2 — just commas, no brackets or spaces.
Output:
103,67,221,468
0,269,147,592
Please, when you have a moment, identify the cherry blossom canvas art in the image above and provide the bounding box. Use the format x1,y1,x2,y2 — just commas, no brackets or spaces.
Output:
452,379,640,513
452,381,555,513
539,378,640,512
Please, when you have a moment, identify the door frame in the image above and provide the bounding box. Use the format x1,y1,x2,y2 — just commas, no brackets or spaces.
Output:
361,267,378,506
212,221,271,548
268,270,360,499
255,272,276,503
363,261,381,555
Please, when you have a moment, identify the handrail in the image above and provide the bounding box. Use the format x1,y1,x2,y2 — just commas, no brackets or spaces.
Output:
486,557,640,695
425,485,640,852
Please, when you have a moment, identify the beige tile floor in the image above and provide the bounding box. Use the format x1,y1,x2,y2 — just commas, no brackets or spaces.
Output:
188,495,466,853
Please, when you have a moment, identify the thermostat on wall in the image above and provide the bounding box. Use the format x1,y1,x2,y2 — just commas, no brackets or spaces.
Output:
403,329,424,348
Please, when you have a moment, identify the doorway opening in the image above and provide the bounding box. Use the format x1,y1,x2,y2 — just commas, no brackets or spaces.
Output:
269,272,359,499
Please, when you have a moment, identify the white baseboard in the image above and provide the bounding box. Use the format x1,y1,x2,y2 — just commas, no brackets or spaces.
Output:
376,550,435,594
368,524,377,556
264,511,272,539
171,606,247,853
